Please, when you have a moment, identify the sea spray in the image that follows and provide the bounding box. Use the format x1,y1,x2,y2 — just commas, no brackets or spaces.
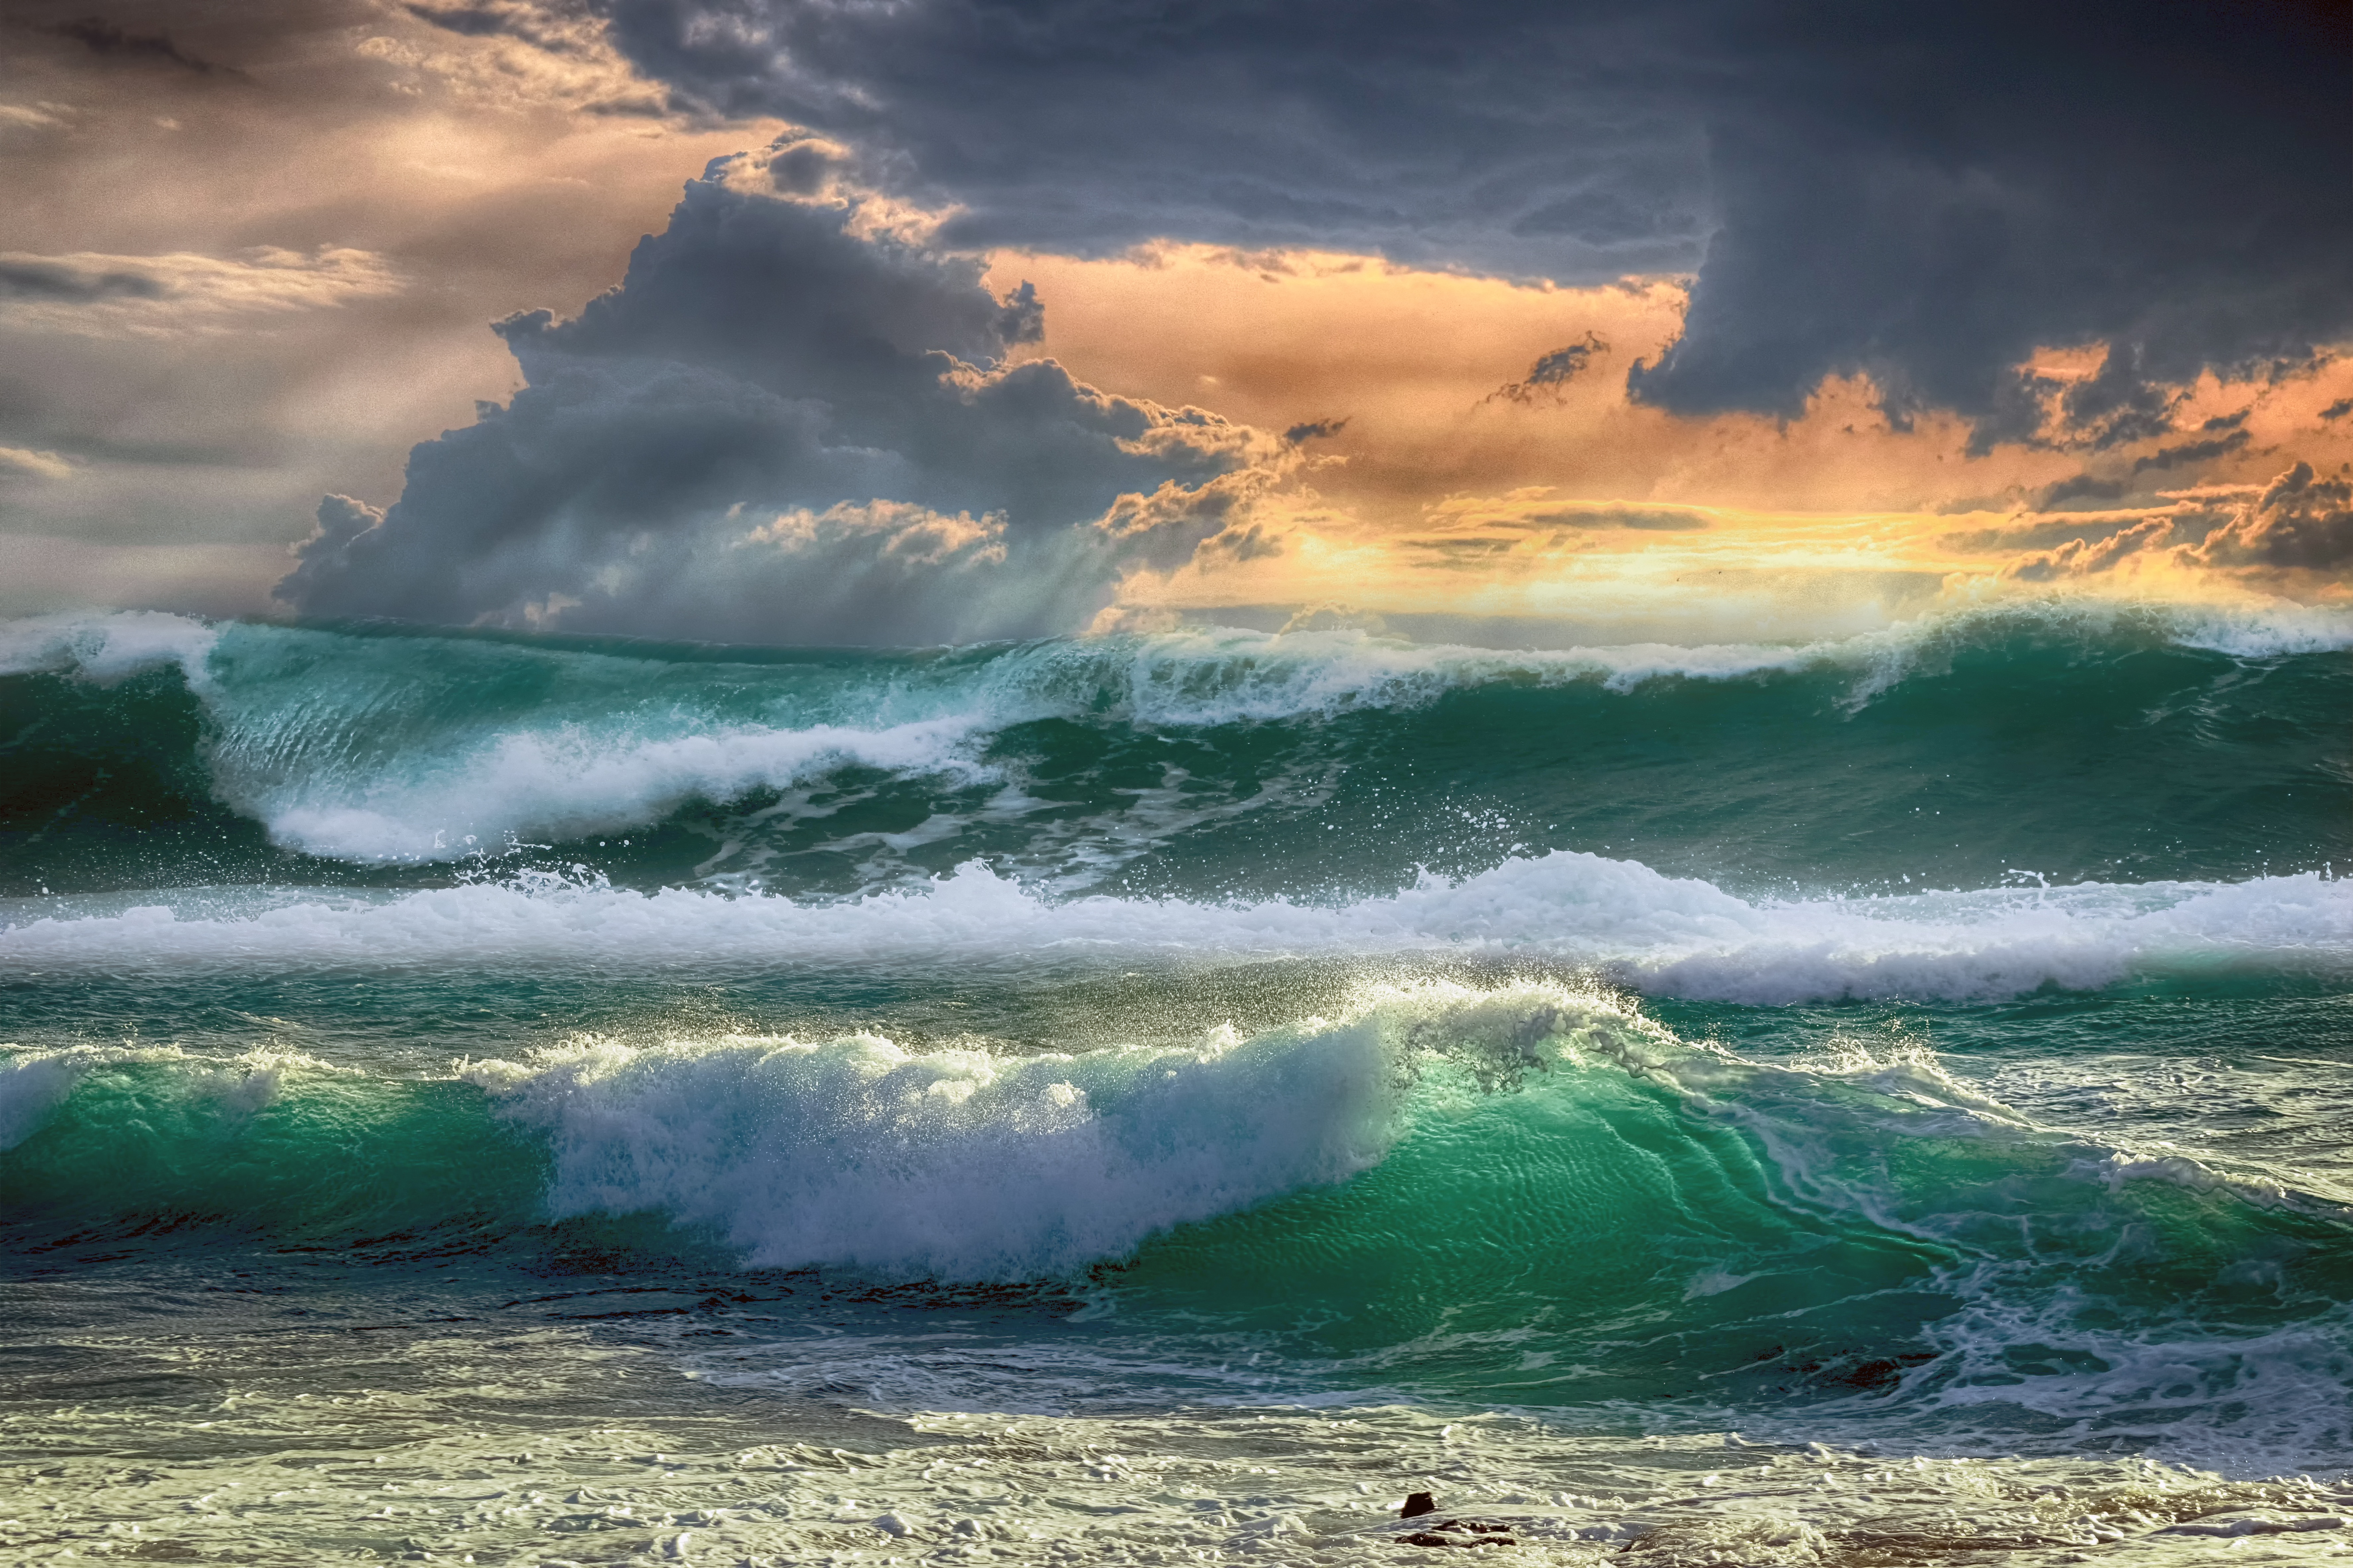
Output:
6,856,2347,1002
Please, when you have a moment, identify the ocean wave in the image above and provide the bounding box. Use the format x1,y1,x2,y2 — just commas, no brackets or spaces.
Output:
3,600,2347,871
0,982,1677,1276
11,978,2350,1473
2,853,2345,1002
9,594,2343,701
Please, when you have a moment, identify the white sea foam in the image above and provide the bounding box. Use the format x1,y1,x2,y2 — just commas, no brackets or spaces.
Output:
3,852,2345,1002
19,1366,2344,1568
1001,623,1856,718
2156,599,2353,659
466,1021,1396,1279
262,717,993,861
0,609,217,683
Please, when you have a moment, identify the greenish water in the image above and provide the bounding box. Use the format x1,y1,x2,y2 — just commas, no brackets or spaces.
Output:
4,604,2352,1562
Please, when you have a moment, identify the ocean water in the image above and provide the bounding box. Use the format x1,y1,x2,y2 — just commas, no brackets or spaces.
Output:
5,602,2353,1565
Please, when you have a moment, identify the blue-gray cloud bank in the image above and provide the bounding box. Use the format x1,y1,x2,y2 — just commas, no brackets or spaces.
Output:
581,0,2349,430
279,161,1262,643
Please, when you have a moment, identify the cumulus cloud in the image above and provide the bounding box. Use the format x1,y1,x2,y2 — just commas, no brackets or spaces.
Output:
0,0,812,616
0,247,400,337
2000,516,2182,583
278,154,1273,644
411,0,2353,444
2191,462,2353,571
1994,462,2353,583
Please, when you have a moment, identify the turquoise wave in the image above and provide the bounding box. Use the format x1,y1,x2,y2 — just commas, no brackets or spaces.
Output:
3,605,2349,906
7,981,2350,1457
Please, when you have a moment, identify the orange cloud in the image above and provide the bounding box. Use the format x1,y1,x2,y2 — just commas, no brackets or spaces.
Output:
984,244,2353,632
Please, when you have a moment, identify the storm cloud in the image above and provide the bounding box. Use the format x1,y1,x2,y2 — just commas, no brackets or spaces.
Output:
495,0,2353,439
277,156,1269,644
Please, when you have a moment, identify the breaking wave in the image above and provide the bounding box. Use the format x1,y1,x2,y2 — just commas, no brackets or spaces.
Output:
8,979,2353,1470
2,601,2348,872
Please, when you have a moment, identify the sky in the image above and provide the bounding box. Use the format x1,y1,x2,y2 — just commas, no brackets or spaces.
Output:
3,0,2349,645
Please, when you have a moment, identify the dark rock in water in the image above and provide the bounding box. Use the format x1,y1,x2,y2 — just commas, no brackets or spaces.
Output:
1398,1523,1518,1549
1400,1492,1437,1518
1397,1515,1518,1549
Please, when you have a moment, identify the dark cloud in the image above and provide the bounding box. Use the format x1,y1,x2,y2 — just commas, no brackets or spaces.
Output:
2132,428,2253,475
2056,348,2190,453
277,158,1268,644
1490,334,1609,403
764,137,849,196
0,259,167,303
47,16,237,76
2034,473,2130,511
1282,418,1347,444
504,0,1720,278
2322,397,2353,422
486,0,2352,443
1627,3,2351,433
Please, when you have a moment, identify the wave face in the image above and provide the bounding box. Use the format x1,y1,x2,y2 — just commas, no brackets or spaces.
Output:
7,604,2353,1494
3,604,2349,903
7,983,2352,1471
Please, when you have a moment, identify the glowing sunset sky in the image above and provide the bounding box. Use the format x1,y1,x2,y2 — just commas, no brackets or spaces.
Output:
1,1,2347,643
